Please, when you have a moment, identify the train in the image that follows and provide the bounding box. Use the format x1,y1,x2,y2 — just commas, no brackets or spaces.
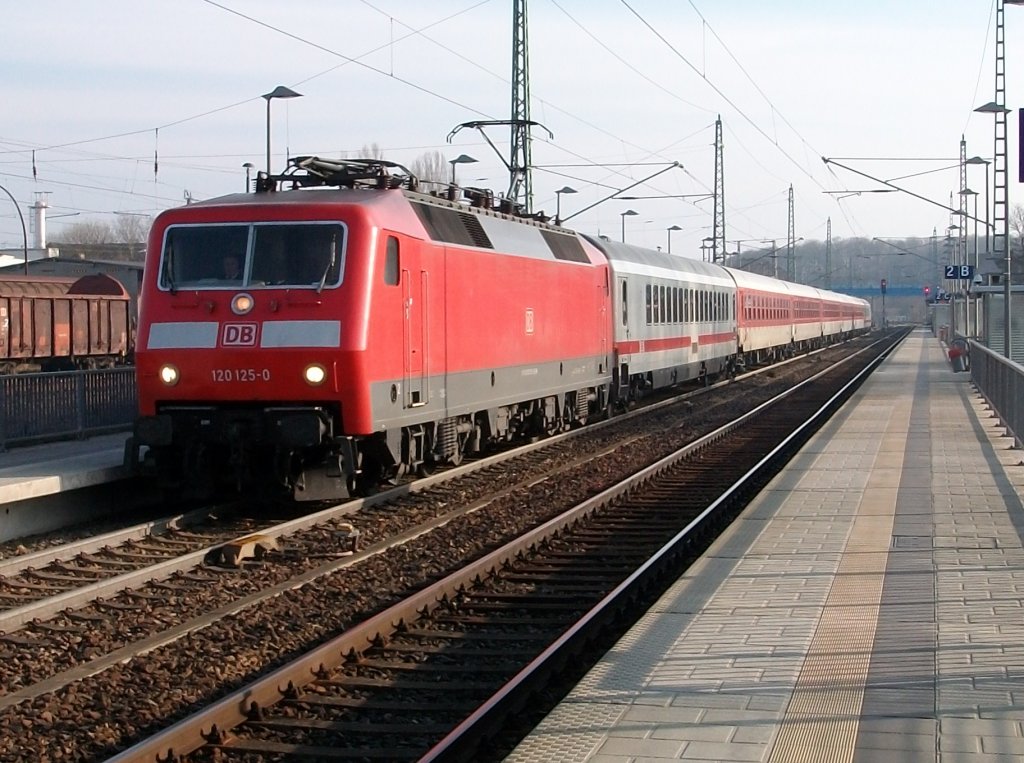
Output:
125,157,870,501
0,273,132,373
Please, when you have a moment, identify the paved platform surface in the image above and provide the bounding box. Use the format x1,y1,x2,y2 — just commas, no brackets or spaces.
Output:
0,432,130,504
506,329,1024,763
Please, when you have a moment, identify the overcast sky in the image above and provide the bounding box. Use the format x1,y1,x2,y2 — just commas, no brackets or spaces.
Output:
0,0,1018,260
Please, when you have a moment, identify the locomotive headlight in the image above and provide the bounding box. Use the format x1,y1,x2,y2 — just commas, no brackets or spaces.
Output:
158,364,180,386
303,363,327,386
231,293,254,315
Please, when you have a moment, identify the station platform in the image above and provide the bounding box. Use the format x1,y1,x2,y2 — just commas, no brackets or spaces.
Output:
507,329,1024,763
0,432,130,503
0,432,131,542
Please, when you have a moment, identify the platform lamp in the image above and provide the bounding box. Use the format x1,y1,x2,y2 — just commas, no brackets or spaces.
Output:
667,225,682,254
554,186,577,225
262,86,302,176
0,182,29,275
975,100,1013,355
620,209,638,242
965,156,991,259
449,154,478,186
960,188,979,336
242,162,255,192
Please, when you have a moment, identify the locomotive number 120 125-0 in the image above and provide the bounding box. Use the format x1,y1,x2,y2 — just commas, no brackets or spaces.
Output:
211,368,272,382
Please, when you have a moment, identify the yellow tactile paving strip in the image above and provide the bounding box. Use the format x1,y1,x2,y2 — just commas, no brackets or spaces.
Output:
767,359,913,763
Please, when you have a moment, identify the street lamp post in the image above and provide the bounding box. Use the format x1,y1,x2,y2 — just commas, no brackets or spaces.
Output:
967,156,991,338
974,0,1024,356
620,209,638,242
0,182,29,275
554,186,577,226
667,225,682,254
242,162,255,192
449,154,478,186
961,188,979,336
975,100,1013,355
966,156,991,257
262,86,302,177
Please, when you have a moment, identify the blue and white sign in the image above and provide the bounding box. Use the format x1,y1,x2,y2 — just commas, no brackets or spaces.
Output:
944,265,975,280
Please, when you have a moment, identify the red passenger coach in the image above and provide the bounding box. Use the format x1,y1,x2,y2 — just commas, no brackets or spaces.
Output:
129,158,612,501
725,267,870,364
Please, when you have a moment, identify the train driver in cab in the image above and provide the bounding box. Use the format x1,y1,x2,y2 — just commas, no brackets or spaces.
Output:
222,254,242,281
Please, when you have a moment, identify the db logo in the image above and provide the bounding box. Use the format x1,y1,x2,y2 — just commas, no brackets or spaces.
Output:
222,323,258,346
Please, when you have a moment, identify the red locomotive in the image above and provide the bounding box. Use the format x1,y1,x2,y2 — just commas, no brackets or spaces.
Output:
127,157,868,501
0,273,132,373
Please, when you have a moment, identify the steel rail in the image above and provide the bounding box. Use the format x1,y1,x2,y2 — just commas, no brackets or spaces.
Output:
0,337,850,634
105,331,904,763
422,329,906,761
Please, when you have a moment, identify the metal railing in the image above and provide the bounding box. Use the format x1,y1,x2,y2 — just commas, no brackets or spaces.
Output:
969,340,1024,449
0,368,136,450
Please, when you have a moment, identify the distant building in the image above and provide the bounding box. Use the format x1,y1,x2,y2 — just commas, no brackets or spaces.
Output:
0,246,59,270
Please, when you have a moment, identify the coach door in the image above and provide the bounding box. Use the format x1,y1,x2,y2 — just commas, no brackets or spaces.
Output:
402,265,428,408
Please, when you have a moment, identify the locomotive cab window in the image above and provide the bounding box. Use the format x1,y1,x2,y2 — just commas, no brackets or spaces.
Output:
384,236,400,286
160,222,346,291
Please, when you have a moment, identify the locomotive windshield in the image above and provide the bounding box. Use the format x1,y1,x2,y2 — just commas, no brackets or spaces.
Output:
159,222,345,290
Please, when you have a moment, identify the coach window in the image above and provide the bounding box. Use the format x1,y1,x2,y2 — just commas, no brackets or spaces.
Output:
620,280,628,325
384,236,400,285
645,283,652,324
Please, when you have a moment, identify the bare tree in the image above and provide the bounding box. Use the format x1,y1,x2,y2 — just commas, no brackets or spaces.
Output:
360,143,384,159
112,214,152,244
409,150,450,190
60,220,114,244
1011,203,1024,258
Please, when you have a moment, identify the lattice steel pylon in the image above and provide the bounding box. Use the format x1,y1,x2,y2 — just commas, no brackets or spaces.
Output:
786,184,795,281
509,0,533,212
959,135,969,337
825,217,832,290
991,0,1020,357
712,116,726,264
959,135,968,271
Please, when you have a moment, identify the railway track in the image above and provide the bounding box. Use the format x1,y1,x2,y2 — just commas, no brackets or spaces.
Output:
104,329,905,762
0,331,902,762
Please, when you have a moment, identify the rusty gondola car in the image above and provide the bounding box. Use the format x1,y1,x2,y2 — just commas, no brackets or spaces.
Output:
0,273,132,373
